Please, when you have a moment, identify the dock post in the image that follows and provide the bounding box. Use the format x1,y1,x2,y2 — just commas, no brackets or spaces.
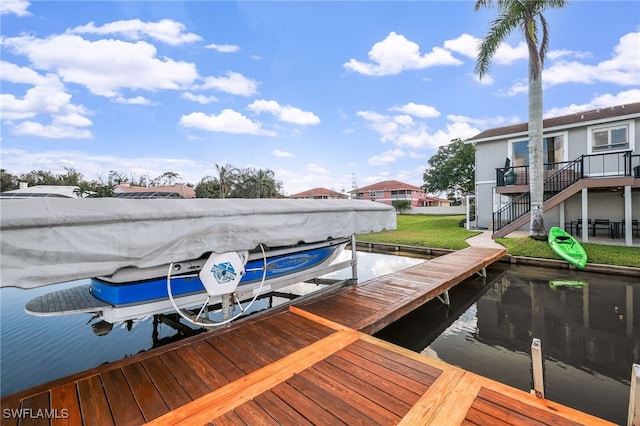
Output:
531,338,544,398
628,363,639,426
350,234,358,283
221,294,232,320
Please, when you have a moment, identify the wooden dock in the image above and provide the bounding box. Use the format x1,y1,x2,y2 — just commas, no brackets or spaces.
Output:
0,247,615,425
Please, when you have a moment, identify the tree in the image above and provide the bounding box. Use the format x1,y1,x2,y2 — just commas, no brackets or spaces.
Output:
422,138,475,200
252,168,277,198
195,176,220,198
475,0,566,240
150,171,181,186
392,199,412,214
215,163,238,199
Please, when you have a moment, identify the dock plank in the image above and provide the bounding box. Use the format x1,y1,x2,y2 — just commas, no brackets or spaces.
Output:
303,365,401,425
252,391,314,425
50,382,82,426
77,376,114,426
101,369,145,426
270,382,344,425
191,340,246,383
309,358,412,417
141,357,191,411
157,350,210,400
232,400,279,425
18,392,49,426
286,373,380,425
121,363,169,422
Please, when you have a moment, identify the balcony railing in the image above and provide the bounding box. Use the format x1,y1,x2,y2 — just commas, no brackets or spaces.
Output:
492,150,635,233
496,150,634,187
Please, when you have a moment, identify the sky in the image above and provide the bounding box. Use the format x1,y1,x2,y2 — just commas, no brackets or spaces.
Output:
1,1,639,196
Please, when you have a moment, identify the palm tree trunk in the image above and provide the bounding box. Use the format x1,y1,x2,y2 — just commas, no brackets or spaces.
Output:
528,60,546,239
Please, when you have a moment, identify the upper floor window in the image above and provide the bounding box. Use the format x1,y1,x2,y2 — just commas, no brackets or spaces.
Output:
589,123,630,153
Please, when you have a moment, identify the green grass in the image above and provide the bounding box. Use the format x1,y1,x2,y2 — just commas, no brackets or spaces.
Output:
357,214,481,250
496,237,640,268
358,214,640,268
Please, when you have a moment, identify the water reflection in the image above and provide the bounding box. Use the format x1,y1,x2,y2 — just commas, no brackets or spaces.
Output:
377,262,639,424
0,251,421,397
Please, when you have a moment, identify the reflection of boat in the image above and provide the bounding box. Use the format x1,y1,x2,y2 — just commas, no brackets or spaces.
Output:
549,279,588,290
548,226,587,269
2,198,395,324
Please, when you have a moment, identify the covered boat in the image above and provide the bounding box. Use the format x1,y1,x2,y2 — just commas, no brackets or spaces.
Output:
1,198,396,324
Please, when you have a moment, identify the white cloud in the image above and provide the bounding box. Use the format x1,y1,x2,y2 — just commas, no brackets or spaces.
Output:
273,149,296,158
307,163,329,174
12,121,92,139
491,41,528,65
358,107,481,151
0,0,30,16
3,34,198,98
113,96,153,105
248,99,320,125
344,32,462,76
205,43,240,53
544,89,640,118
182,92,218,104
389,102,440,118
0,61,93,137
368,148,406,165
197,71,259,96
511,31,640,94
180,109,275,136
70,19,202,45
443,33,479,59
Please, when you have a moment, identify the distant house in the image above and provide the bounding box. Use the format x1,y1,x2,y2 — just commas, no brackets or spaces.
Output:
350,180,451,207
289,187,349,200
114,183,196,199
467,102,640,246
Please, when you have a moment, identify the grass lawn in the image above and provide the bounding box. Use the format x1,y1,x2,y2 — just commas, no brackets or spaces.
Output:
357,214,481,250
358,214,640,268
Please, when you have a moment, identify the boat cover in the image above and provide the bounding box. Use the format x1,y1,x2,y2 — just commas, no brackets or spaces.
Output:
0,198,396,288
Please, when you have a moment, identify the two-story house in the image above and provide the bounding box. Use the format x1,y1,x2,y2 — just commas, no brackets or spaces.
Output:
467,102,640,246
351,180,451,207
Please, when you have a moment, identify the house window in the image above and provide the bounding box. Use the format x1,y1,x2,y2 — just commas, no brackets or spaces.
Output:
510,134,566,167
591,124,629,153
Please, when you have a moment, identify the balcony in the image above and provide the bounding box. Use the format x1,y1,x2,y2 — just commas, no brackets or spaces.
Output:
495,151,639,195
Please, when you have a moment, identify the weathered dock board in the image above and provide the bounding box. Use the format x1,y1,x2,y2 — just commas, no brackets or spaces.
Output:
296,246,506,334
0,246,615,425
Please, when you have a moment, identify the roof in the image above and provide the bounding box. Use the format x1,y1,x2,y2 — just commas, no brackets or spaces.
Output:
289,187,348,198
114,183,196,198
352,180,424,193
467,102,640,143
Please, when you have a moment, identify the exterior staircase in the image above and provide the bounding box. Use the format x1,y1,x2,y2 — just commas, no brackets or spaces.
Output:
491,151,637,238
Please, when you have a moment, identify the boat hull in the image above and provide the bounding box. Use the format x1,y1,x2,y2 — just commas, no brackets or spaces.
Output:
548,227,587,269
91,245,342,305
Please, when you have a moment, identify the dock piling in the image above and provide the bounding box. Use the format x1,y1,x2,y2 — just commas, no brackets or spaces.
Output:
531,338,545,398
629,363,639,426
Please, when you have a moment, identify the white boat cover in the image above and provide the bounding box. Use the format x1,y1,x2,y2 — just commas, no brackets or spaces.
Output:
0,198,396,288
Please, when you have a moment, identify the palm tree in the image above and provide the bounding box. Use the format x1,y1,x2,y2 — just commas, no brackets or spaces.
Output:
252,169,276,198
215,163,238,199
474,0,567,240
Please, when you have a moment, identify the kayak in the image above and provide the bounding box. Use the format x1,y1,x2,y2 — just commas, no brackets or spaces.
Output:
549,279,588,290
548,226,587,269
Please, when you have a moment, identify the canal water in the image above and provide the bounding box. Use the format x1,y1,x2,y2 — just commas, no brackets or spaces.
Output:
1,250,637,424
